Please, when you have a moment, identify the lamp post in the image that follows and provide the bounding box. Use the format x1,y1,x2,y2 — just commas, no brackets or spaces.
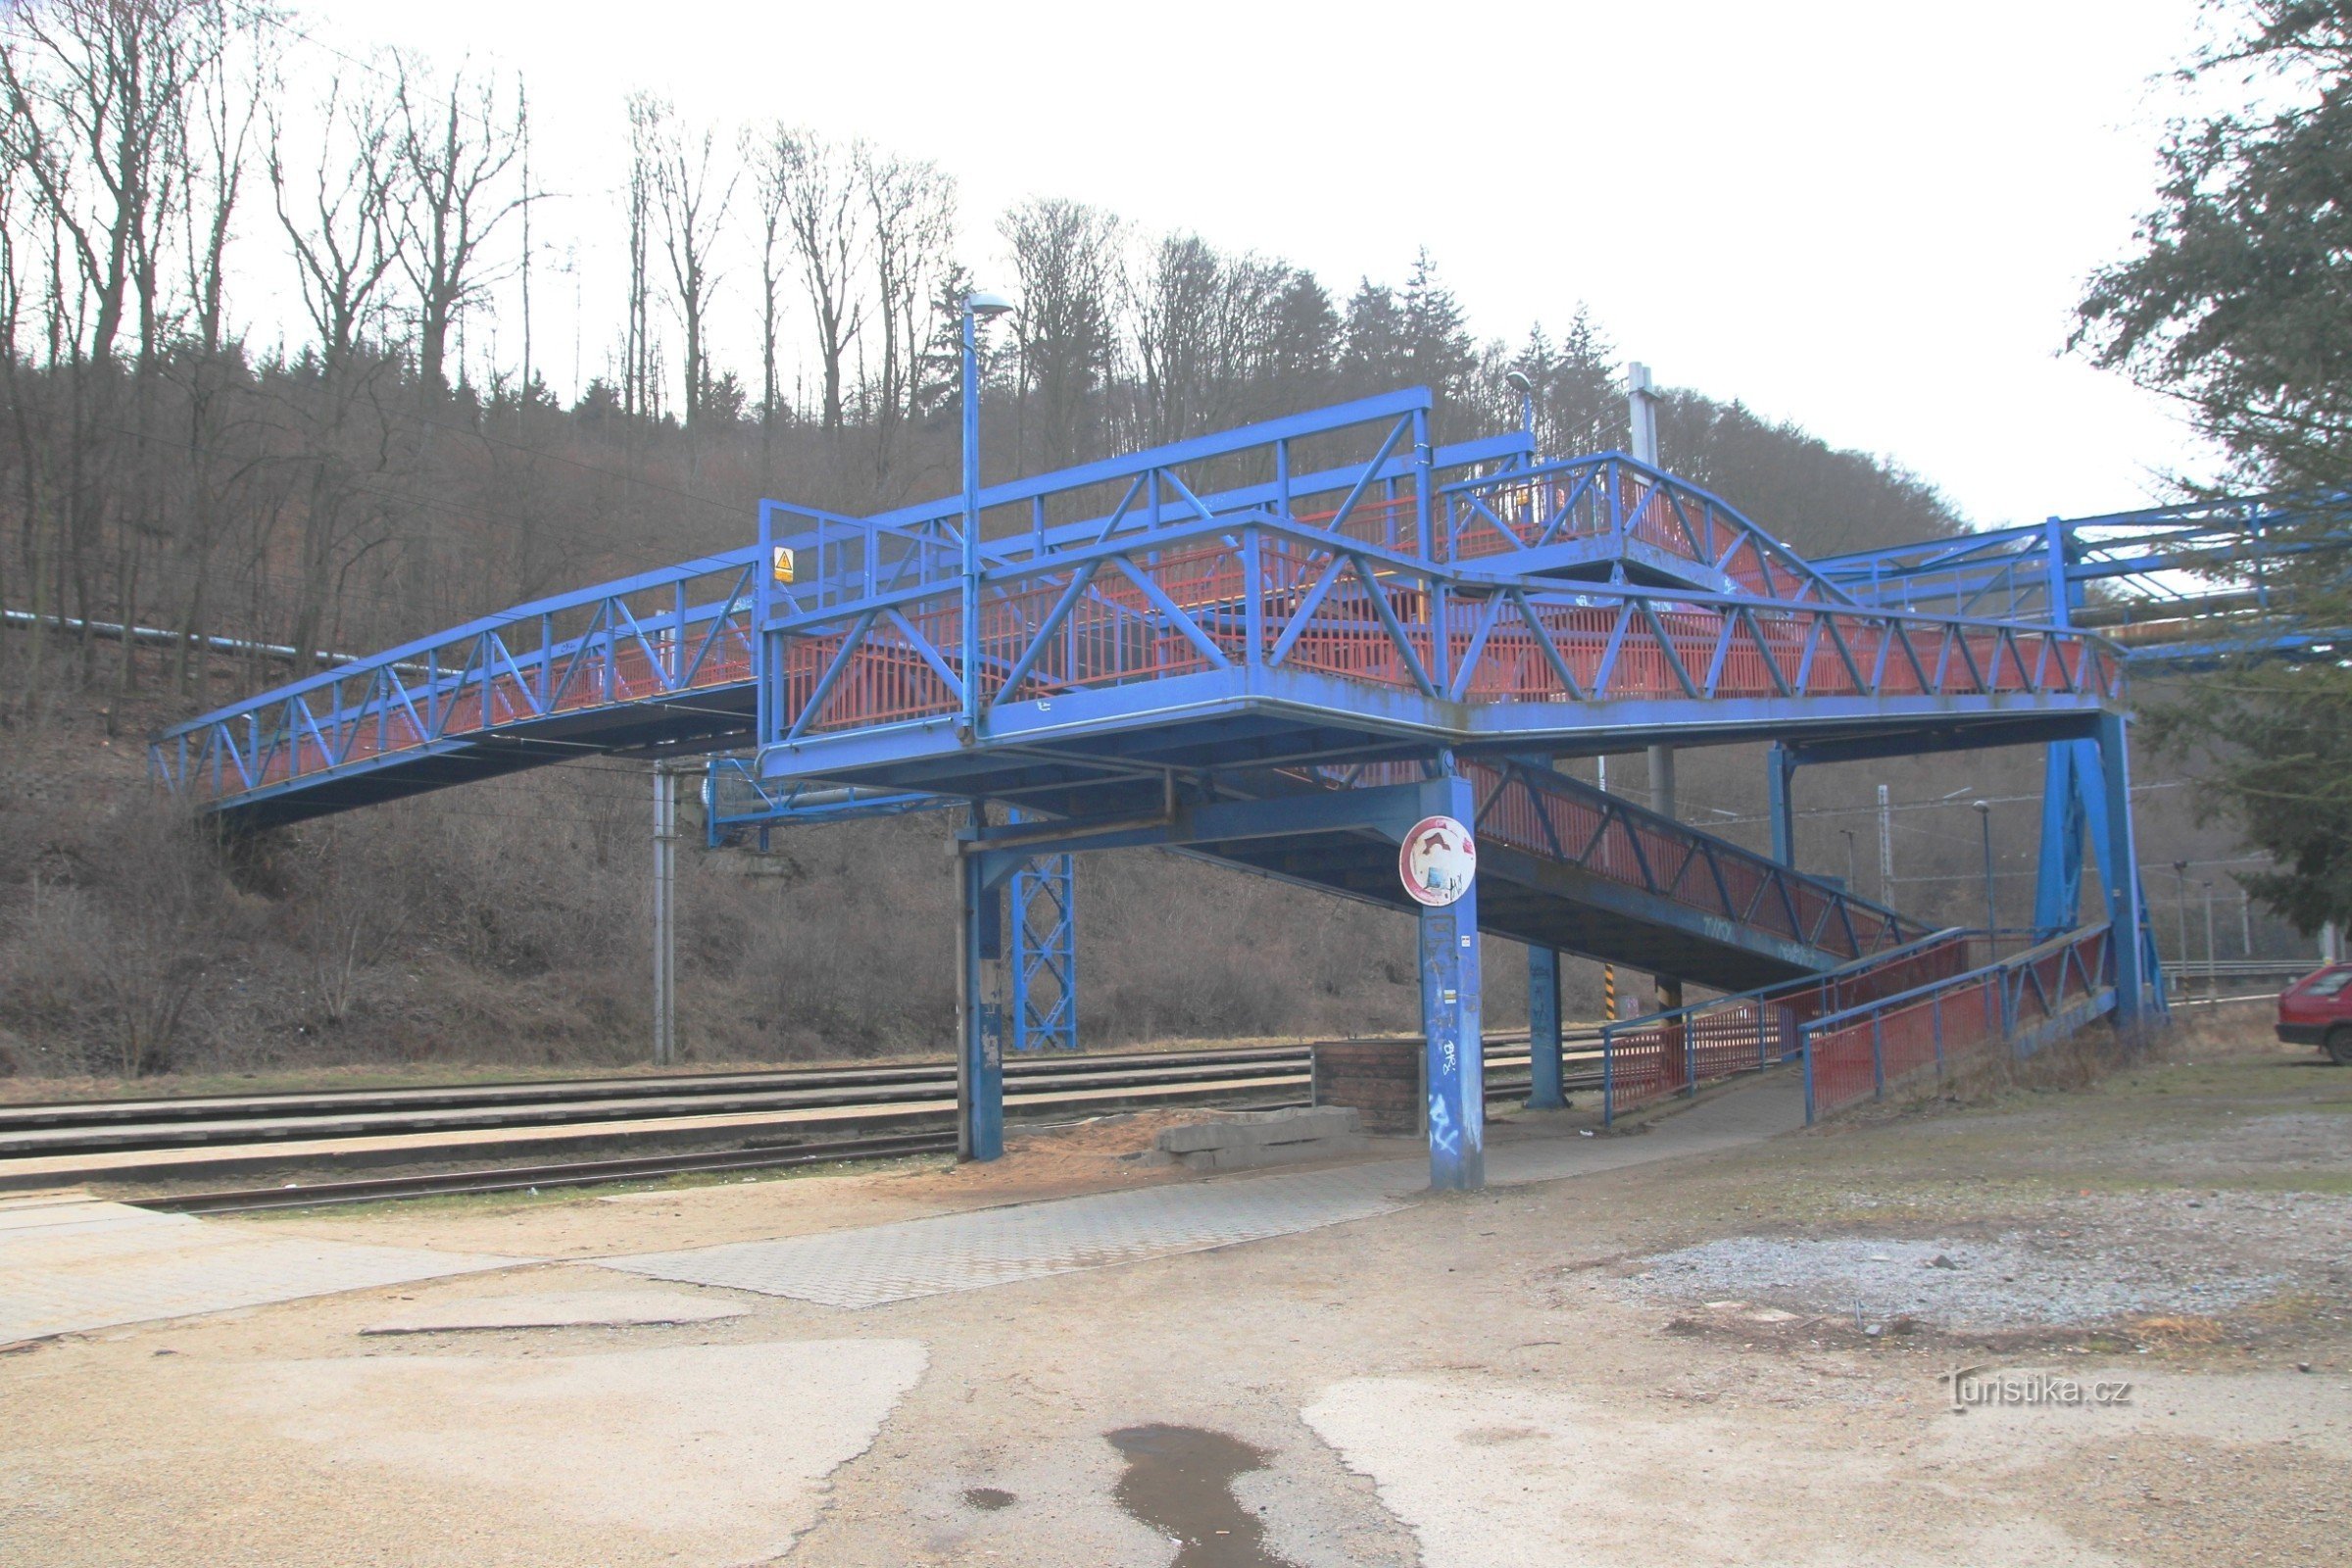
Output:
1973,800,1995,947
2201,880,2216,980
2172,859,2190,974
960,290,1016,740
1504,368,1536,445
1840,828,1857,893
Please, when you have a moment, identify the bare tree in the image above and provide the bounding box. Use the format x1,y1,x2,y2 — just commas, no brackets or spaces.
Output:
622,90,660,423
391,55,525,397
749,126,864,435
0,0,219,371
742,121,789,478
163,0,270,695
858,144,954,482
267,62,409,664
270,66,404,368
649,100,735,441
0,0,222,690
1002,196,1121,469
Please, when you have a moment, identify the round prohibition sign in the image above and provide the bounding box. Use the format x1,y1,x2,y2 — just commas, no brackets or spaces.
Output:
1399,814,1477,906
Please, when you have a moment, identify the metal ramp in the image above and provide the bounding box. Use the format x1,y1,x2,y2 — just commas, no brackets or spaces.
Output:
1174,759,1927,995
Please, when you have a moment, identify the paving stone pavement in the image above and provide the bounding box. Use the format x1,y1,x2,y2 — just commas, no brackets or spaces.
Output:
612,1075,1804,1310
0,1193,525,1345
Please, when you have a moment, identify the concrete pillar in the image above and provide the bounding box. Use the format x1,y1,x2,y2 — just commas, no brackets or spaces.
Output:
1421,774,1485,1192
1628,362,1660,466
957,842,1006,1160
1766,743,1796,866
1526,947,1564,1110
1647,741,1685,1054
652,767,676,1066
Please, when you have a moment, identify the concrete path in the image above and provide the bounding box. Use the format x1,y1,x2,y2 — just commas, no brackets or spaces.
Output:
0,1075,1800,1339
612,1075,1803,1309
0,1190,524,1346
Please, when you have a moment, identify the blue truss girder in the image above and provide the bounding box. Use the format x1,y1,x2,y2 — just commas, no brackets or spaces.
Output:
150,553,762,825
756,507,2123,785
758,390,1535,620
1818,491,2350,663
1440,452,1861,605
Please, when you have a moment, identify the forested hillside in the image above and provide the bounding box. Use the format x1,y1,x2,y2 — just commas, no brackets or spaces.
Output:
4,1,2136,1083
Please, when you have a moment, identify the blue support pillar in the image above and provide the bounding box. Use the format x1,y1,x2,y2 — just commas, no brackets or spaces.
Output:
1009,854,1078,1052
957,843,1006,1160
1526,947,1564,1109
1420,773,1485,1191
2096,710,2154,1033
2033,739,2093,939
1766,743,1796,866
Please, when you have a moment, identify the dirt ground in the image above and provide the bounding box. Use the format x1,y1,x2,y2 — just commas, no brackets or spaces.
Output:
2,1008,2346,1567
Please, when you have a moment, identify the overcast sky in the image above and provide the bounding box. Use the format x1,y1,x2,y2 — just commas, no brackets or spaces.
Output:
297,0,2227,528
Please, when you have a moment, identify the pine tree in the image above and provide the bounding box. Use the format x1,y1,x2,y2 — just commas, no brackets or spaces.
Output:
1400,249,1475,406
1341,278,1406,395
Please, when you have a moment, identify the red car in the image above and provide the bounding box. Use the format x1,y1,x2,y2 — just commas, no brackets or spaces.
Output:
2277,964,2352,1063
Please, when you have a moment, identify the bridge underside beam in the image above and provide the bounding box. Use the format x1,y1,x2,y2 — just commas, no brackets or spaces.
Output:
760,675,2111,819
962,776,1845,997
203,689,759,831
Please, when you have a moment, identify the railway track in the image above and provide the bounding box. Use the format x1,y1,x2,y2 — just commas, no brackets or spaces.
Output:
0,1033,1605,1208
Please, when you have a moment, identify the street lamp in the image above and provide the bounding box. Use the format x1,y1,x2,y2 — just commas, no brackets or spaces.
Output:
2202,880,2216,978
1973,801,1995,947
960,290,1016,739
1504,368,1536,444
2172,859,2190,974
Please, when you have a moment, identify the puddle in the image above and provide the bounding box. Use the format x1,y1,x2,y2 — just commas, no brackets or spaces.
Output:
962,1487,1015,1511
1105,1424,1297,1567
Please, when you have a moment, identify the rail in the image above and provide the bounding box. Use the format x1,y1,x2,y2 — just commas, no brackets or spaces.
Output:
763,509,2125,745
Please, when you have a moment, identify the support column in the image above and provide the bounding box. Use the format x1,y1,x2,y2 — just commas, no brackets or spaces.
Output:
652,766,676,1066
2033,740,2092,938
1766,743,1796,866
957,833,1007,1160
1647,742,1685,1072
1009,854,1078,1052
2096,710,2152,1032
1526,947,1564,1110
1421,773,1485,1191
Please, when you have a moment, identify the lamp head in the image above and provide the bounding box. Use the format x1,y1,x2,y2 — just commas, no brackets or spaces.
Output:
965,291,1016,320
1504,369,1535,393
1973,800,1989,814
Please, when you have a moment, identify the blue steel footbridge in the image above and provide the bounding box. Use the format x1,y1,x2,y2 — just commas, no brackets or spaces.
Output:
154,387,2218,1189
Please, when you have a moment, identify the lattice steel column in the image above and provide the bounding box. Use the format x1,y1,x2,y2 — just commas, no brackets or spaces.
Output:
1009,855,1078,1052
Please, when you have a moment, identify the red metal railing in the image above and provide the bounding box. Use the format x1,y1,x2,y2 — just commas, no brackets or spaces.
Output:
764,520,2119,740
1799,924,2116,1122
1600,931,1977,1121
